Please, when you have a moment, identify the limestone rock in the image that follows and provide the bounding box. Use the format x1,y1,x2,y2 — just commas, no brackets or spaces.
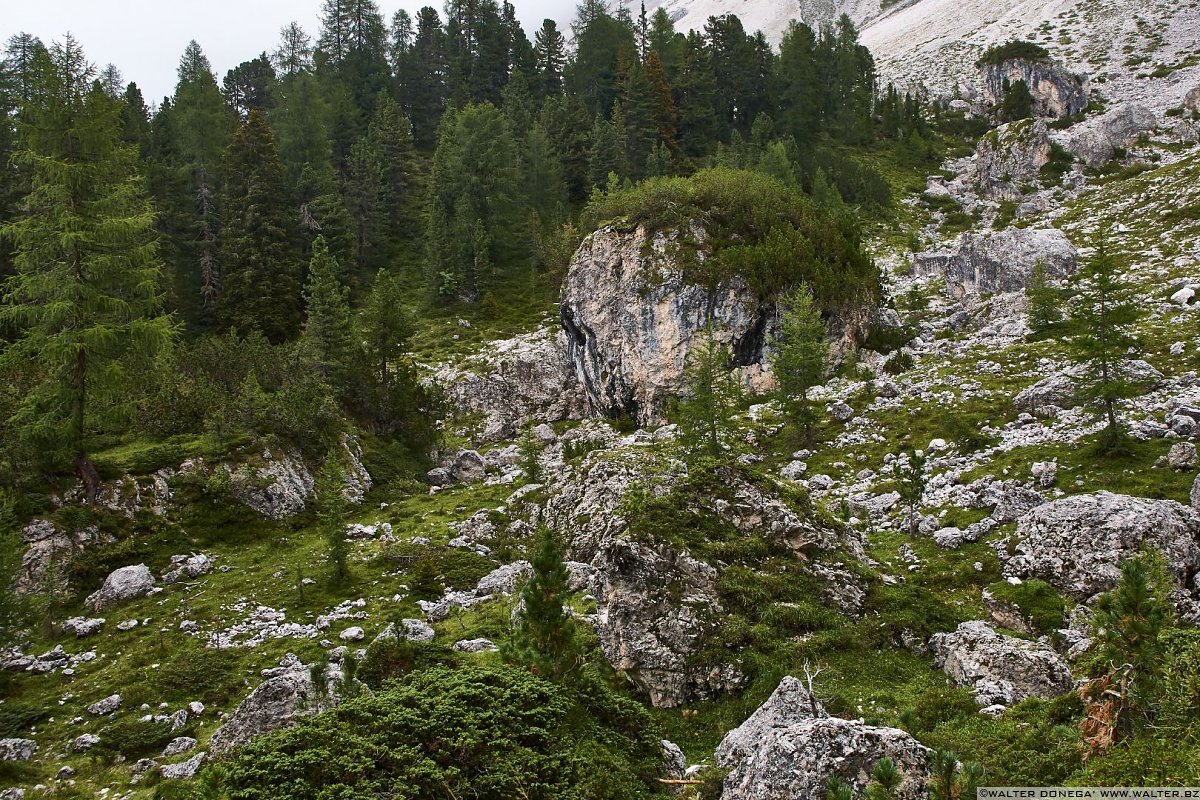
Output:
162,737,197,757
1192,473,1200,512
1003,492,1200,599
61,617,105,638
930,621,1074,706
17,521,109,597
914,228,1076,300
452,638,498,653
979,57,1088,119
85,564,155,611
0,738,36,762
339,626,365,642
1063,104,1158,168
71,733,101,752
593,539,740,708
1169,442,1198,471
475,561,532,597
161,553,214,585
449,449,487,484
434,328,587,442
208,657,338,756
160,752,205,780
87,694,122,716
227,450,314,520
969,119,1052,197
716,677,930,800
561,223,797,425
1014,360,1162,412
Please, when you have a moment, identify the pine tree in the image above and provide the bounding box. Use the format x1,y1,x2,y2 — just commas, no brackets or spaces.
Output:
0,37,173,499
272,22,314,76
219,110,302,342
316,459,349,582
0,491,29,645
533,19,566,99
1064,232,1144,453
302,236,353,385
677,329,744,459
1026,258,1065,337
773,284,828,437
896,448,927,535
410,7,448,149
504,526,579,680
223,53,276,118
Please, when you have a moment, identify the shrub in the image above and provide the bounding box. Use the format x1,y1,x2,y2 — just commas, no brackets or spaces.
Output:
986,579,1067,634
98,718,189,760
977,40,1052,66
153,646,243,705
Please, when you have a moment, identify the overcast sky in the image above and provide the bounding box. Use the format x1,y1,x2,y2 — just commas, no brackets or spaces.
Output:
3,0,576,105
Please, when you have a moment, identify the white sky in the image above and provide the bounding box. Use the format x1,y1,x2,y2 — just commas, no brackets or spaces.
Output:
3,0,576,105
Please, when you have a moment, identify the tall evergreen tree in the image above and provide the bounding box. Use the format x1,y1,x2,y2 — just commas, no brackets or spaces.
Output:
533,19,566,99
410,6,449,148
0,37,173,499
223,53,277,118
504,526,579,680
772,284,828,436
219,111,302,342
302,236,353,386
677,329,744,459
1064,232,1144,453
272,22,314,76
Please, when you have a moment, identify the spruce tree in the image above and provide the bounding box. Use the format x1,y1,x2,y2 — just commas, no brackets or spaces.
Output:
1064,232,1144,453
773,284,828,437
897,448,927,535
302,236,353,385
505,526,579,680
1026,258,1065,337
677,329,744,459
317,459,350,583
219,110,302,342
533,19,567,99
0,37,173,499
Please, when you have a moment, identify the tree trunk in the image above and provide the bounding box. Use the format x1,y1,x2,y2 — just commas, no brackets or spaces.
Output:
75,451,100,506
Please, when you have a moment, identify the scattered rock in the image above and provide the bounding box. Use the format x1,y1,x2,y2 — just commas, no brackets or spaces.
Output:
930,621,1074,706
452,638,498,653
71,733,101,752
1063,103,1157,168
1014,360,1162,412
715,677,930,800
117,619,139,632
208,656,339,756
0,738,37,762
1169,442,1198,471
61,617,105,638
339,626,365,642
160,752,206,780
829,402,855,423
1003,492,1200,599
915,228,1077,299
162,553,215,585
449,450,487,484
162,737,197,757
85,564,155,611
969,118,1052,197
87,694,122,716
226,450,314,520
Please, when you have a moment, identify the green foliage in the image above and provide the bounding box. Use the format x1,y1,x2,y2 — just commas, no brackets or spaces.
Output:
518,423,545,482
930,748,984,800
301,235,354,386
1026,259,1067,337
583,168,879,308
895,449,927,535
977,40,1052,66
1063,230,1146,453
0,37,174,489
98,718,193,760
153,646,243,705
218,663,664,799
773,283,829,436
0,492,29,644
504,526,580,680
985,579,1067,634
676,331,745,459
999,79,1035,122
316,459,350,583
1040,141,1074,185
406,555,444,601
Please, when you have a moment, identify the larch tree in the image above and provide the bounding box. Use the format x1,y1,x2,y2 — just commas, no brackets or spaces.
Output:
504,526,579,680
677,328,744,460
218,110,302,343
772,284,828,437
0,37,173,500
1065,231,1144,454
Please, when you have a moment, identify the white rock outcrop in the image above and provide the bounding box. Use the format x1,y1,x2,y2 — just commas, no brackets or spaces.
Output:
85,565,155,611
914,228,1077,300
930,621,1074,706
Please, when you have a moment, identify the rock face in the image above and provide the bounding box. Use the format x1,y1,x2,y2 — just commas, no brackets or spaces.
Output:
914,228,1077,299
208,656,338,756
0,738,37,762
592,539,738,708
227,450,315,521
1062,104,1158,168
17,520,110,597
930,621,1074,706
979,58,1088,119
435,327,588,442
1003,492,1200,599
716,677,931,800
86,565,155,611
561,223,779,425
969,119,1052,198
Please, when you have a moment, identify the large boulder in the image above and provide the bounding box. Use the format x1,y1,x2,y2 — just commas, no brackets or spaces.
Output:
1013,360,1162,412
592,539,740,708
561,223,781,425
969,118,1052,198
16,520,110,597
716,677,931,800
208,656,340,756
914,228,1076,299
1062,104,1158,168
435,327,588,442
226,450,314,520
0,738,37,762
1003,492,1200,599
85,565,155,611
930,621,1074,706
979,57,1088,119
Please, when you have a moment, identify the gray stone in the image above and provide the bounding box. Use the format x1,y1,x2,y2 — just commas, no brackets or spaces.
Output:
915,228,1077,300
452,638,498,653
0,738,37,762
209,659,338,756
475,561,532,597
1169,442,1198,471
1015,360,1162,412
1064,104,1157,168
227,450,314,520
117,619,139,631
930,621,1074,706
969,119,1052,197
162,553,215,585
338,626,365,642
87,694,122,716
71,733,101,752
61,617,105,637
55,766,75,780
162,737,197,757
160,752,205,780
1192,473,1200,512
1003,492,1200,599
1185,86,1200,114
979,57,1088,119
829,402,855,423
426,467,453,487
450,450,487,484
85,564,155,611
716,677,930,800
661,739,687,781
